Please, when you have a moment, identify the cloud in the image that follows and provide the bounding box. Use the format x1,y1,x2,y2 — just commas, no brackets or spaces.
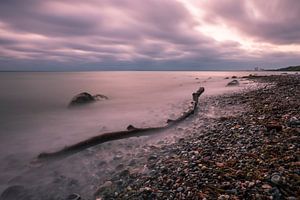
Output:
0,0,299,70
199,0,300,45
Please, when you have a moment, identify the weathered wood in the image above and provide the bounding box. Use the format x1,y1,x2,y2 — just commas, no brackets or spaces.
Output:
38,87,204,160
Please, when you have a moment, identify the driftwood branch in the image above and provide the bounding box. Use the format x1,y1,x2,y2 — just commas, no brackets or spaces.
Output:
38,87,204,160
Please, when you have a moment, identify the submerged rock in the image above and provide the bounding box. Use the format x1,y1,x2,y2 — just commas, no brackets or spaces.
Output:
69,92,108,106
226,80,239,86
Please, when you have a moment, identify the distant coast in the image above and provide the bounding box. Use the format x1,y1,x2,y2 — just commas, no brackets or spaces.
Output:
270,65,300,71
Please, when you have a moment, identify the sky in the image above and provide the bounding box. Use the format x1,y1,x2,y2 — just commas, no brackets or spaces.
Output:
0,0,299,71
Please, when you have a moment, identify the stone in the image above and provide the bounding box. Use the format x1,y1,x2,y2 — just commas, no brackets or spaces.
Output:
177,187,183,192
266,122,282,132
127,125,137,131
113,155,123,160
216,162,225,167
69,92,108,106
218,194,230,200
271,174,281,185
139,187,152,192
69,92,95,106
66,193,81,200
226,80,239,86
225,189,237,194
262,184,272,189
288,117,300,127
148,155,158,161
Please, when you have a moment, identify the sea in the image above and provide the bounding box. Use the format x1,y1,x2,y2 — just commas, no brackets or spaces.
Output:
0,71,293,198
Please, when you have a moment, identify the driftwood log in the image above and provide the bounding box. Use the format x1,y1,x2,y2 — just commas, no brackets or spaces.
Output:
38,87,205,160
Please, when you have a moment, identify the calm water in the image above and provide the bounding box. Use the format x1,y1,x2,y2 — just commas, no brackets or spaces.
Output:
0,71,289,197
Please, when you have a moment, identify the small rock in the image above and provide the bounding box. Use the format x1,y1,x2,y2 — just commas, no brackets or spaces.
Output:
262,184,272,189
66,193,81,200
139,187,152,192
288,117,300,127
227,80,239,86
127,125,137,131
271,174,281,185
266,122,282,132
248,182,255,187
225,189,237,194
177,187,183,192
113,155,123,160
126,186,132,191
218,194,230,200
216,162,225,167
148,155,158,161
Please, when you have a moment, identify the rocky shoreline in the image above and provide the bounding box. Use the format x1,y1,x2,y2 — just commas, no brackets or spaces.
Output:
95,75,300,200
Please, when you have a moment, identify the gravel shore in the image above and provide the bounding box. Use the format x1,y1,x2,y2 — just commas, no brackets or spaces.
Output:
95,75,300,200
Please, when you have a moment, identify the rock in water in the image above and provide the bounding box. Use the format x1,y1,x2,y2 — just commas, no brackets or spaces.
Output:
227,80,239,86
69,92,95,106
69,92,108,106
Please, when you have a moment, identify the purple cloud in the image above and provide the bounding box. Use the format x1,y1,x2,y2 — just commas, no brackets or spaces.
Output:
200,0,300,44
0,0,299,70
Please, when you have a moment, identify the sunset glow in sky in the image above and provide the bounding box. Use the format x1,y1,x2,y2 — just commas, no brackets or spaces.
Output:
0,0,299,70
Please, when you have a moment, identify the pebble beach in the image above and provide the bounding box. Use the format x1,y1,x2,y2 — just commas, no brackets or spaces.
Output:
95,74,300,200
